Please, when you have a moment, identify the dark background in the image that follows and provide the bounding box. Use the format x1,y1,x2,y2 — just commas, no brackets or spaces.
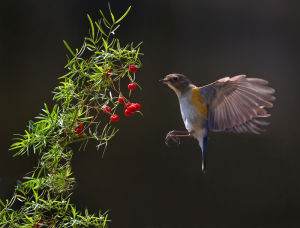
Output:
1,1,300,227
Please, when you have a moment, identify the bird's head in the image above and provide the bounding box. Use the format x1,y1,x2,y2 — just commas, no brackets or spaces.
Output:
159,73,192,96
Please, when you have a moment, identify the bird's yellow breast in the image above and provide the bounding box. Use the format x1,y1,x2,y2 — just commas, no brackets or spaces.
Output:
190,87,207,116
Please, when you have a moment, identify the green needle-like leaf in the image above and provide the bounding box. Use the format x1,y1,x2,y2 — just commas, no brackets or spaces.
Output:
63,40,75,57
116,6,131,23
87,14,95,40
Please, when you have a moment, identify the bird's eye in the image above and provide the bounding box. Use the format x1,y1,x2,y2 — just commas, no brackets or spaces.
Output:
172,77,178,82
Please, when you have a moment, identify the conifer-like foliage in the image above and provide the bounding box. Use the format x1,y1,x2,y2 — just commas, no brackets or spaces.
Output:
0,5,142,227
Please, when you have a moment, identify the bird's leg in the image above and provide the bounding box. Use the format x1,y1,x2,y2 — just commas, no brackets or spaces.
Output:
165,130,192,146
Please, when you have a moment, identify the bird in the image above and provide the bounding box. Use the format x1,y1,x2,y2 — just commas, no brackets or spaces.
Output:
159,73,275,173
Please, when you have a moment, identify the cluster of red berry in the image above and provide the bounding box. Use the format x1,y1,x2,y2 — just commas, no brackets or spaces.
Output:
101,101,141,121
119,98,141,117
102,96,141,123
102,65,140,122
75,65,140,135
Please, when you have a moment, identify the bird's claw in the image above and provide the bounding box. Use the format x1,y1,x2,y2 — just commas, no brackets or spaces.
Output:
165,130,181,146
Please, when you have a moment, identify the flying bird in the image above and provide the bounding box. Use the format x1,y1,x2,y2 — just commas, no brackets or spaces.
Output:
160,74,275,173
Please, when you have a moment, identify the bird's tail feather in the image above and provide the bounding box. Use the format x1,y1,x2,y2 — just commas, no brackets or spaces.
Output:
199,135,208,173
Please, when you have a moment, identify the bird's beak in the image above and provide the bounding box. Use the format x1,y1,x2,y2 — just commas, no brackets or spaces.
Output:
159,78,168,84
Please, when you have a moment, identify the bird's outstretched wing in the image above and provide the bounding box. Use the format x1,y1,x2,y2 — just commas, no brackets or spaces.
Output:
199,75,275,134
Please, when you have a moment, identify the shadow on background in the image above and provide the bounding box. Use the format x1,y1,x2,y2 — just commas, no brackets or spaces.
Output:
1,1,300,227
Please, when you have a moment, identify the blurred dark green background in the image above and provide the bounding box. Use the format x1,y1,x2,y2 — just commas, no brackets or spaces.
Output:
1,1,300,227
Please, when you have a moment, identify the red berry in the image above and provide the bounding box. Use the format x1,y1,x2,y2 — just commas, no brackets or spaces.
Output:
105,68,112,78
124,102,132,109
134,103,141,110
128,104,137,113
129,65,137,73
128,83,136,91
76,129,84,135
118,97,125,104
124,109,132,117
77,123,83,130
35,218,42,228
102,106,111,113
110,114,120,122
75,123,84,135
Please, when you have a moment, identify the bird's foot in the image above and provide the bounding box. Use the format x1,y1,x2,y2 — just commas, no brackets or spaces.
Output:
165,130,181,146
165,130,191,146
